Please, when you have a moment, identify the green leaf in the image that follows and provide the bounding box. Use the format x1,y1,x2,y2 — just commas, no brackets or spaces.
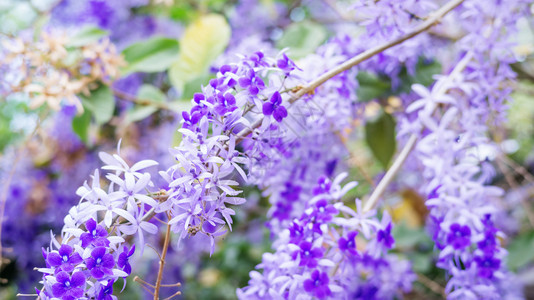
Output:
122,36,180,74
356,72,392,102
507,231,534,270
365,110,396,168
277,21,328,59
181,73,214,100
72,109,91,145
125,84,166,123
167,100,193,113
169,14,231,90
392,223,431,248
411,253,433,273
80,85,115,125
67,26,109,47
396,59,442,94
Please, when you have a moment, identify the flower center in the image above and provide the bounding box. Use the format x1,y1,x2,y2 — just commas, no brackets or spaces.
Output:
97,257,102,264
62,255,69,262
65,281,70,287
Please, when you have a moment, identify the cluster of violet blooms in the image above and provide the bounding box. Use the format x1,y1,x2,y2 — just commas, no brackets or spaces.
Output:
37,47,304,298
398,0,530,298
31,1,534,300
238,174,414,299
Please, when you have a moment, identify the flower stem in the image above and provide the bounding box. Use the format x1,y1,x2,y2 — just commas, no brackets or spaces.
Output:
154,215,172,300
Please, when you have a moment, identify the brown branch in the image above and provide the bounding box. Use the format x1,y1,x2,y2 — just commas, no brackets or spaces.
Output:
154,214,172,300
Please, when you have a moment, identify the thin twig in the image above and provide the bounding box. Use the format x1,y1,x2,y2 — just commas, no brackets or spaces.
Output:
112,87,172,111
134,275,156,288
496,157,534,227
499,155,534,184
134,276,155,295
163,290,182,300
235,0,465,144
363,51,473,212
154,214,172,300
417,274,446,298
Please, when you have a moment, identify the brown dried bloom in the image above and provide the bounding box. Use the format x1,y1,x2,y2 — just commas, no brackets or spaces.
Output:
1,30,125,115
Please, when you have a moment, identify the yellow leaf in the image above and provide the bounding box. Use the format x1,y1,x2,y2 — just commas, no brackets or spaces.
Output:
389,189,428,228
169,14,231,90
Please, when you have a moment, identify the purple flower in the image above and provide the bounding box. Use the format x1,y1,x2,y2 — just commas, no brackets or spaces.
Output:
46,244,83,272
313,176,331,195
89,0,114,28
262,92,288,122
294,241,323,268
85,247,115,279
377,223,394,249
277,53,298,74
477,231,497,254
338,231,358,256
474,254,500,279
446,223,471,250
81,218,109,248
52,271,85,300
214,92,237,115
246,51,268,67
272,201,292,221
97,280,115,300
303,270,331,299
280,182,301,202
238,69,265,95
182,111,201,129
219,64,237,75
289,221,304,244
311,199,338,222
117,245,135,276
353,284,379,299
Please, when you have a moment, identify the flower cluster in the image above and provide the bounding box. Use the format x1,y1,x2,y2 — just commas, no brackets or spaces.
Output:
398,0,532,297
161,50,303,253
1,30,124,112
238,174,415,299
37,151,158,299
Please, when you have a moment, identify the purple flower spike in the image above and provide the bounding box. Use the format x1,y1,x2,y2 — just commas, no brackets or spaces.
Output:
81,218,109,248
262,91,288,122
446,223,471,250
338,231,359,256
294,241,323,268
117,245,135,276
303,270,331,299
46,244,83,272
377,223,394,249
85,247,115,279
52,271,85,300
